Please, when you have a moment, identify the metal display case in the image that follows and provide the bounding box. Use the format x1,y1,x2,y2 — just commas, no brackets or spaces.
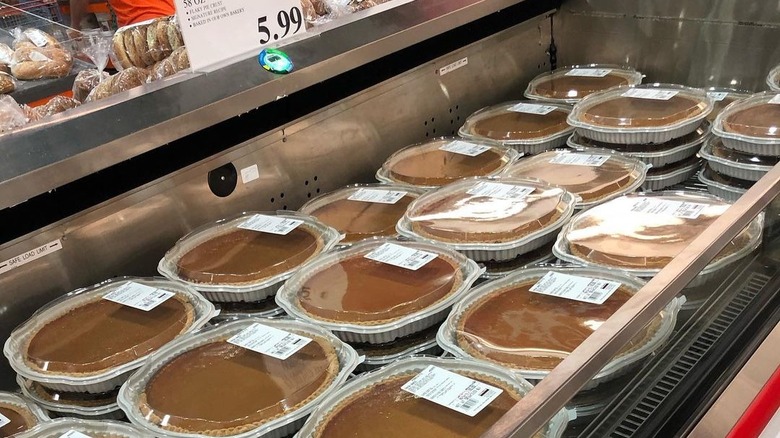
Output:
0,0,779,436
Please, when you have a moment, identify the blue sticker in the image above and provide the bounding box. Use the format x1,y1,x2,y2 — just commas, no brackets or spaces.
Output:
259,48,294,74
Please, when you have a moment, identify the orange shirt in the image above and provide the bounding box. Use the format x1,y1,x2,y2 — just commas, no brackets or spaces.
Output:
111,0,175,27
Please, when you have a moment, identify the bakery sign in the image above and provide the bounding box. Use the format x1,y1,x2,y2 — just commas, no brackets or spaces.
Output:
173,0,307,71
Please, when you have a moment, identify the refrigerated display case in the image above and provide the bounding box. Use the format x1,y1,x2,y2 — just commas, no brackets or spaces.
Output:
0,0,778,436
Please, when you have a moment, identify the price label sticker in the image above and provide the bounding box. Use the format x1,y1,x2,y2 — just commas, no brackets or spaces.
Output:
59,432,92,438
239,214,302,235
530,271,621,305
364,243,438,271
629,198,708,219
549,153,610,167
707,91,729,102
241,164,260,184
174,0,307,71
769,94,780,105
439,140,491,157
228,323,311,360
622,88,679,101
402,366,503,417
0,412,10,429
467,182,535,200
348,188,408,205
103,282,174,312
565,68,613,77
508,103,557,115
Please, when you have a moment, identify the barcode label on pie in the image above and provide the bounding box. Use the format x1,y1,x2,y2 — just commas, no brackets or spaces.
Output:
59,432,92,438
103,282,174,311
467,182,535,200
364,243,438,271
549,153,610,167
622,88,679,101
508,103,557,115
707,91,729,102
769,94,780,104
439,140,491,157
0,412,10,428
238,214,302,235
565,68,612,77
629,198,708,219
348,188,408,204
228,323,311,360
401,366,503,417
529,271,621,305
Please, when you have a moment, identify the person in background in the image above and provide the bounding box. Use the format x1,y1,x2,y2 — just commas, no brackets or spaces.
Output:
69,0,175,31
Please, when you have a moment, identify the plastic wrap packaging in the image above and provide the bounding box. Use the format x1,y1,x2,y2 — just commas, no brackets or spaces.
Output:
698,164,751,202
149,46,189,81
0,391,49,436
437,266,681,389
0,71,16,94
553,191,763,285
111,16,182,70
502,150,649,208
86,67,149,102
568,84,713,144
117,318,360,438
18,376,124,420
641,156,702,191
11,28,61,50
15,418,144,438
376,137,520,189
352,325,442,372
0,95,28,132
524,64,643,104
157,211,342,302
211,296,286,323
703,87,750,123
459,101,574,153
713,91,780,155
10,46,73,80
79,29,112,73
32,96,80,120
3,277,216,393
299,183,425,244
480,242,556,280
567,121,710,167
276,238,483,344
396,176,578,262
297,356,570,438
0,43,14,67
767,64,780,92
72,69,110,102
699,136,776,182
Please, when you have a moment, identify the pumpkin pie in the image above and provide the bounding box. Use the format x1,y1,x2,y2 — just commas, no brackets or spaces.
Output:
721,101,780,138
377,139,515,187
20,376,118,409
310,371,531,438
525,66,641,102
135,333,340,436
454,277,661,371
504,151,645,204
568,121,709,155
0,395,40,436
13,418,144,437
706,89,749,123
300,185,420,243
646,155,701,178
710,138,779,167
22,292,195,377
579,92,709,128
460,102,572,142
703,165,755,190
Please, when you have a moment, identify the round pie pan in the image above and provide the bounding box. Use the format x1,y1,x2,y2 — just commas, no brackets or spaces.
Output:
699,136,774,182
0,391,49,433
640,158,702,191
713,91,780,155
698,168,748,203
15,418,145,438
567,121,709,168
568,84,713,144
118,317,360,438
524,64,643,104
276,238,483,344
297,356,571,438
4,277,216,394
158,211,342,303
436,266,680,390
17,375,123,421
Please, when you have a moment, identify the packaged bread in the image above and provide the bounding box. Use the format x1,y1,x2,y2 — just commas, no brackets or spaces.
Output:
86,66,149,102
72,69,110,102
0,95,28,132
11,47,73,80
0,43,14,66
33,96,80,119
149,47,189,81
11,27,60,49
0,71,16,94
112,17,182,69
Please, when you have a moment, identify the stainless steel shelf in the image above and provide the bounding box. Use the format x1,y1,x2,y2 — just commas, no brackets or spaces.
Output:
0,0,527,210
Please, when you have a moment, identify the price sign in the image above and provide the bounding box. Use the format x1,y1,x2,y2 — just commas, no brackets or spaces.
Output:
174,0,307,71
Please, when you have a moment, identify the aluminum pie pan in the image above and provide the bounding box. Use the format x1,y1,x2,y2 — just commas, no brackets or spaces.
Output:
641,159,702,191
524,64,644,104
568,84,713,145
566,121,709,167
699,137,773,182
698,169,748,202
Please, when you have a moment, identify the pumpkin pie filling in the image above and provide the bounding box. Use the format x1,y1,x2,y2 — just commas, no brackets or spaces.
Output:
722,103,780,138
307,195,416,243
581,95,707,128
0,403,37,436
24,296,194,375
456,281,657,370
531,74,630,100
383,139,510,186
312,372,527,438
711,138,780,166
570,122,708,154
176,227,322,284
138,336,338,435
297,252,461,324
470,109,570,141
24,378,118,408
